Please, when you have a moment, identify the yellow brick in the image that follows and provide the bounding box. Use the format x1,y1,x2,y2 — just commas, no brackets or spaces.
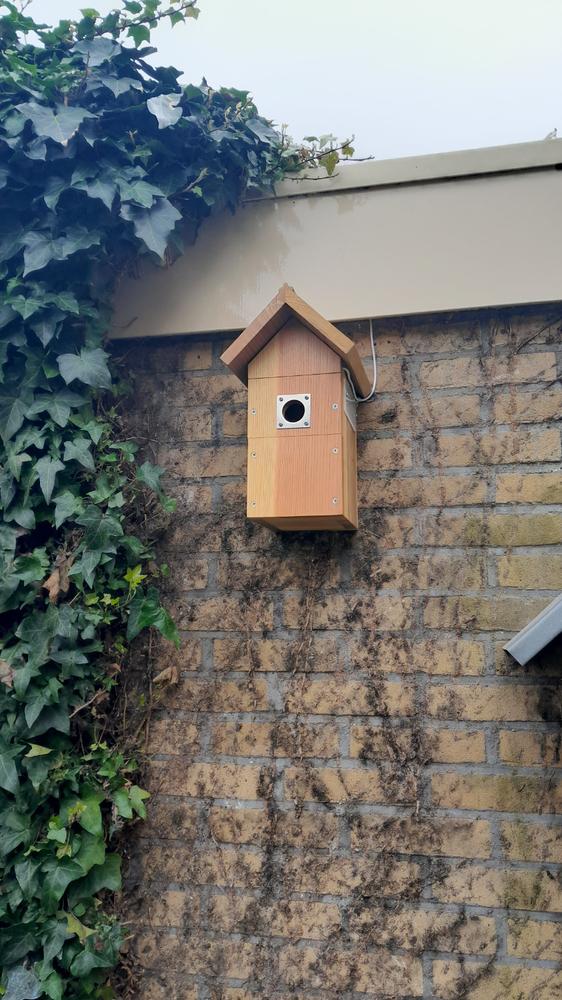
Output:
207,895,341,939
349,907,496,955
508,917,562,959
360,393,481,430
496,472,562,504
433,960,562,1000
427,682,548,721
162,554,208,590
147,406,212,442
285,764,415,804
423,511,562,547
432,772,562,813
362,512,416,547
279,945,422,998
137,971,197,1000
148,760,264,799
213,635,344,672
146,719,199,756
499,730,562,767
494,385,562,423
128,891,193,929
165,676,270,712
501,820,562,862
208,806,339,848
358,474,488,508
211,720,340,758
375,360,408,391
356,553,485,591
429,729,487,763
283,594,414,631
348,638,486,675
497,553,562,589
358,437,413,470
351,814,492,859
217,550,340,589
424,596,548,631
420,352,557,389
156,443,246,478
137,933,260,979
141,798,198,842
284,677,414,716
283,852,419,896
222,407,246,437
172,596,273,631
430,428,560,466
435,864,562,911
130,340,212,374
278,944,422,995
150,635,201,672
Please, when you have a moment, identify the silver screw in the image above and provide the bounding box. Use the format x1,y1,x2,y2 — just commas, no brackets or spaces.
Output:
278,422,283,428
251,500,256,507
304,421,309,426
332,447,338,454
251,452,256,458
332,497,338,504
332,402,338,410
279,397,284,402
304,395,309,400
251,408,256,415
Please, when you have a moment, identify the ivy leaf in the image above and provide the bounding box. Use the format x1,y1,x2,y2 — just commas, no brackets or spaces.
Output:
42,858,84,912
0,752,19,794
0,395,28,443
98,75,143,97
136,461,164,493
17,102,96,145
35,457,65,502
147,93,182,129
127,22,150,46
13,549,49,584
127,586,180,647
57,348,111,389
129,784,150,818
53,491,83,528
25,743,53,757
120,198,181,257
68,854,121,907
63,438,95,471
71,37,119,66
2,963,42,1000
76,505,123,552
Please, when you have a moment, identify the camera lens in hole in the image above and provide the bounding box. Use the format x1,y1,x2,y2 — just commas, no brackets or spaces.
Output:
282,399,306,423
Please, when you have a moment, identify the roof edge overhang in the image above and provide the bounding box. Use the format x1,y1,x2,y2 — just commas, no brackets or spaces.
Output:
220,284,371,397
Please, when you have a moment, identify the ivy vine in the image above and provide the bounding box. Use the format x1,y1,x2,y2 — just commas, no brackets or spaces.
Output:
0,2,354,997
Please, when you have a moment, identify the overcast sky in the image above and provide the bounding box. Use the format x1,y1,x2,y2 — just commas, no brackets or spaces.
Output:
35,0,561,159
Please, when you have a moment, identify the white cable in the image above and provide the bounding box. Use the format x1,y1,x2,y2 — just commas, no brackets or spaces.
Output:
343,318,377,403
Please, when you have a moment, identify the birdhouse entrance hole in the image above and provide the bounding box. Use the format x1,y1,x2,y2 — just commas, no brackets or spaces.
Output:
277,394,310,429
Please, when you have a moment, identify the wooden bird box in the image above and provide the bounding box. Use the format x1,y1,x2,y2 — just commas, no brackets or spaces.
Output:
220,285,370,531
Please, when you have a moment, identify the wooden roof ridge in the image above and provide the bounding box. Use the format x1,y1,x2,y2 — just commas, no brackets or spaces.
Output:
220,283,371,397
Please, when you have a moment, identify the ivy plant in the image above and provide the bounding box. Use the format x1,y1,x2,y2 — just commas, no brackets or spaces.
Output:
0,2,353,996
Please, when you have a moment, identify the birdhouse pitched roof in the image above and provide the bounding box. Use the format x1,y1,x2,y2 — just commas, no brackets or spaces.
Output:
220,284,371,397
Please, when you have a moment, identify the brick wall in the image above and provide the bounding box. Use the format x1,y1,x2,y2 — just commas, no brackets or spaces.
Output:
121,305,562,1000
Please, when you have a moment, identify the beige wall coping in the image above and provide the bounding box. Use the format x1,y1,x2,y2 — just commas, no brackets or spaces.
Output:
111,140,562,339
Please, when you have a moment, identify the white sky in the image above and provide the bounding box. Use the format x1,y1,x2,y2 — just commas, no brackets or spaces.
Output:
35,0,562,159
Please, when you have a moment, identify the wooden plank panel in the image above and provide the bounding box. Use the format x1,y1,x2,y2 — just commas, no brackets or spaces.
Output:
248,372,342,439
248,320,340,380
248,434,344,520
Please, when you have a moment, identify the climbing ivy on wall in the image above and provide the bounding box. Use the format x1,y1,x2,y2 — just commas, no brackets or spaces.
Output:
0,2,354,996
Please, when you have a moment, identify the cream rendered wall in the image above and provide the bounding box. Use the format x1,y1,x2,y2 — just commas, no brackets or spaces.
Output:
111,140,562,338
